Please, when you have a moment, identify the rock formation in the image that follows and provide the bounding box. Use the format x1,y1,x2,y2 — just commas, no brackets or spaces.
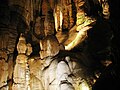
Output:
0,0,118,90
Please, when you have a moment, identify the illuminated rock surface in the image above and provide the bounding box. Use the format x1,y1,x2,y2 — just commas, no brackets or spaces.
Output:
0,0,119,90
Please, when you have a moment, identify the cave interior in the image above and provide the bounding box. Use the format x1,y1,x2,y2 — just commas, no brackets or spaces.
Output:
0,0,120,90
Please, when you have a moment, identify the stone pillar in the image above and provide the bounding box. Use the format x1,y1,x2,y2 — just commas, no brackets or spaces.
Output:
12,34,32,90
56,58,75,90
29,57,44,90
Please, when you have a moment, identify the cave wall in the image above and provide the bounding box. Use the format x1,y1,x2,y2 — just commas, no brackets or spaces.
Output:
0,0,119,90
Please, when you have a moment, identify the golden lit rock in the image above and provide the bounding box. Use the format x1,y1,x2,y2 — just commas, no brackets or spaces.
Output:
0,0,114,90
44,11,55,36
39,35,60,59
26,43,32,56
17,34,27,54
0,59,8,88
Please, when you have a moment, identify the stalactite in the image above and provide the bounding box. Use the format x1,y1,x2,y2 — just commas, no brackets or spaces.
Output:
44,11,55,36
54,5,63,32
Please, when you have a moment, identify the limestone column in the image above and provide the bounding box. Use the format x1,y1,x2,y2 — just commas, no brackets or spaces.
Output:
12,34,32,90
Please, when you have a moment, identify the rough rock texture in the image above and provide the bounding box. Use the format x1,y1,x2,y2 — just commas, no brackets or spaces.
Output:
39,35,60,59
0,59,8,88
0,0,118,90
28,55,92,90
12,34,32,90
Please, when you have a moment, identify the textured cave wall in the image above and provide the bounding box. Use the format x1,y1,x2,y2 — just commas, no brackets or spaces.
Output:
0,0,120,90
0,0,32,89
92,0,120,89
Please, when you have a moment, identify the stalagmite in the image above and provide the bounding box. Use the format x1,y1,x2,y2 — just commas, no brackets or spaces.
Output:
56,60,75,90
12,34,32,90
